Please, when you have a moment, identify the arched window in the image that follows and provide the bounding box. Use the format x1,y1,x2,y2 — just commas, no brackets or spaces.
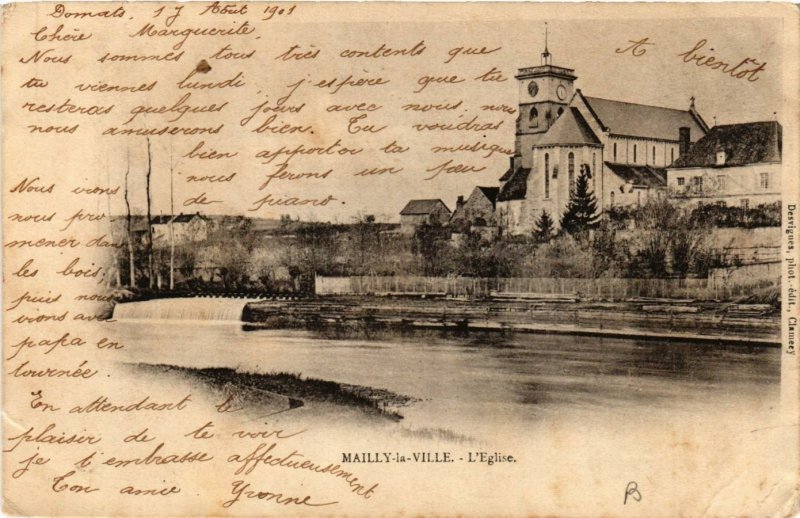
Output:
568,152,575,193
633,144,637,163
613,143,617,161
530,107,538,120
557,107,564,117
610,190,615,206
544,153,550,198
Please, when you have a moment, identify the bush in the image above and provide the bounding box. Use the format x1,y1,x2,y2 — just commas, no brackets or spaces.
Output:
690,201,781,228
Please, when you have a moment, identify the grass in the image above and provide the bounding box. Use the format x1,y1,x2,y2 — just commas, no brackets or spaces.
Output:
134,363,417,420
734,284,781,311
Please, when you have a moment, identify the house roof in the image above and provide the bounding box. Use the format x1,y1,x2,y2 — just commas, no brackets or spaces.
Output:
605,162,667,189
537,107,601,147
151,213,205,225
671,121,782,168
583,95,707,141
400,199,450,216
475,186,499,205
497,168,531,201
499,167,515,182
173,213,204,223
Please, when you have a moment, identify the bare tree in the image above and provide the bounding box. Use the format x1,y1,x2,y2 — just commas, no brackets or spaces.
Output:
107,154,120,288
146,138,154,289
124,148,135,287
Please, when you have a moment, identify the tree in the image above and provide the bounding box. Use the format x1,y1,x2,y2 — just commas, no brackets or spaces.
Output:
560,164,599,235
348,214,380,275
629,198,712,278
124,149,135,287
411,222,451,276
145,138,154,289
534,210,554,242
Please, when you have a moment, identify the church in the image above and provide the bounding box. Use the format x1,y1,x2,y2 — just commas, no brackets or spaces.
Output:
497,43,709,234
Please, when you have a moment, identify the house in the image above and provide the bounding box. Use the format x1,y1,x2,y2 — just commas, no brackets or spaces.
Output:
497,43,709,234
399,199,452,233
450,186,500,231
150,213,209,246
666,121,782,208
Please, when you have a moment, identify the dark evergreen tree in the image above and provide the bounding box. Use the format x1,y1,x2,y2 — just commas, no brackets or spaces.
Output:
560,164,599,235
534,210,555,242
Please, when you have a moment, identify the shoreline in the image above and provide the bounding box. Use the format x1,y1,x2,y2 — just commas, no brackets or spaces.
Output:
241,296,781,346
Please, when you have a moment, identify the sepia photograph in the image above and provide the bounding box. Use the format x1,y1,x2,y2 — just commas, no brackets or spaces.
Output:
2,2,798,516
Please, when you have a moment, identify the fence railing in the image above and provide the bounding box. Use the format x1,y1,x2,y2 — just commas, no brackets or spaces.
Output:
315,274,779,301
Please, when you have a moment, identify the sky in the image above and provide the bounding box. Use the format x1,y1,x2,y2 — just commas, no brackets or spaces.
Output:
6,5,786,222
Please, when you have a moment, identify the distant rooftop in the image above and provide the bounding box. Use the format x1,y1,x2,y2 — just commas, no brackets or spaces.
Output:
400,199,450,216
671,121,782,168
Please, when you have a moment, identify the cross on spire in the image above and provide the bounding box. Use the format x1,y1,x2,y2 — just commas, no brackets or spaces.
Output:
541,22,552,65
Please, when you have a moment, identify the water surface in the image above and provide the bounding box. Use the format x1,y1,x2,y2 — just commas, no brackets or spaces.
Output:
110,315,780,438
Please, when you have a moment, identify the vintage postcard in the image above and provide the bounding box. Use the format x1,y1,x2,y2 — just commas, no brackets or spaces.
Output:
2,2,799,516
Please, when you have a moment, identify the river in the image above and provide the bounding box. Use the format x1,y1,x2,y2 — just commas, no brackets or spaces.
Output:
109,298,780,441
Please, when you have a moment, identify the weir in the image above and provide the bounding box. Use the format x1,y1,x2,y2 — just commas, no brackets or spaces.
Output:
112,298,253,322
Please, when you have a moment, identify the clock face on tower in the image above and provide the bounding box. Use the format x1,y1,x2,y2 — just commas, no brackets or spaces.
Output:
557,85,567,100
528,81,539,98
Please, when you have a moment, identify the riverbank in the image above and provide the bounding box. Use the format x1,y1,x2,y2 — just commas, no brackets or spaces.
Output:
242,296,781,346
133,363,417,420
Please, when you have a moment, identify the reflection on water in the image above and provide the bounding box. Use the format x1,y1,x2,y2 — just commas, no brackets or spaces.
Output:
110,320,780,436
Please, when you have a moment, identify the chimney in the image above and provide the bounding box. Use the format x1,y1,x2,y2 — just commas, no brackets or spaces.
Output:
456,196,465,210
679,127,691,157
509,155,517,172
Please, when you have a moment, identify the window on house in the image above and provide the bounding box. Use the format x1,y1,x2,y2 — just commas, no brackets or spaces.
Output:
760,172,769,189
568,152,575,193
692,176,703,191
671,148,675,164
613,143,617,161
544,153,550,198
530,107,538,120
677,177,685,186
741,198,750,210
652,146,656,163
717,175,727,191
633,144,637,163
610,190,615,206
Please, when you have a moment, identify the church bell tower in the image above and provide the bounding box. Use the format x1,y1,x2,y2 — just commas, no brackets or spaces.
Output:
516,25,577,136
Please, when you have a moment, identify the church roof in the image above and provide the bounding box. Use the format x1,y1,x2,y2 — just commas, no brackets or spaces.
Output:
537,107,601,147
671,121,782,168
604,162,667,189
400,199,450,216
497,168,531,201
583,96,706,141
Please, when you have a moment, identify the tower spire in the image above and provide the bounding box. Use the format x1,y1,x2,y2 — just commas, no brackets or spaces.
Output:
542,22,551,65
